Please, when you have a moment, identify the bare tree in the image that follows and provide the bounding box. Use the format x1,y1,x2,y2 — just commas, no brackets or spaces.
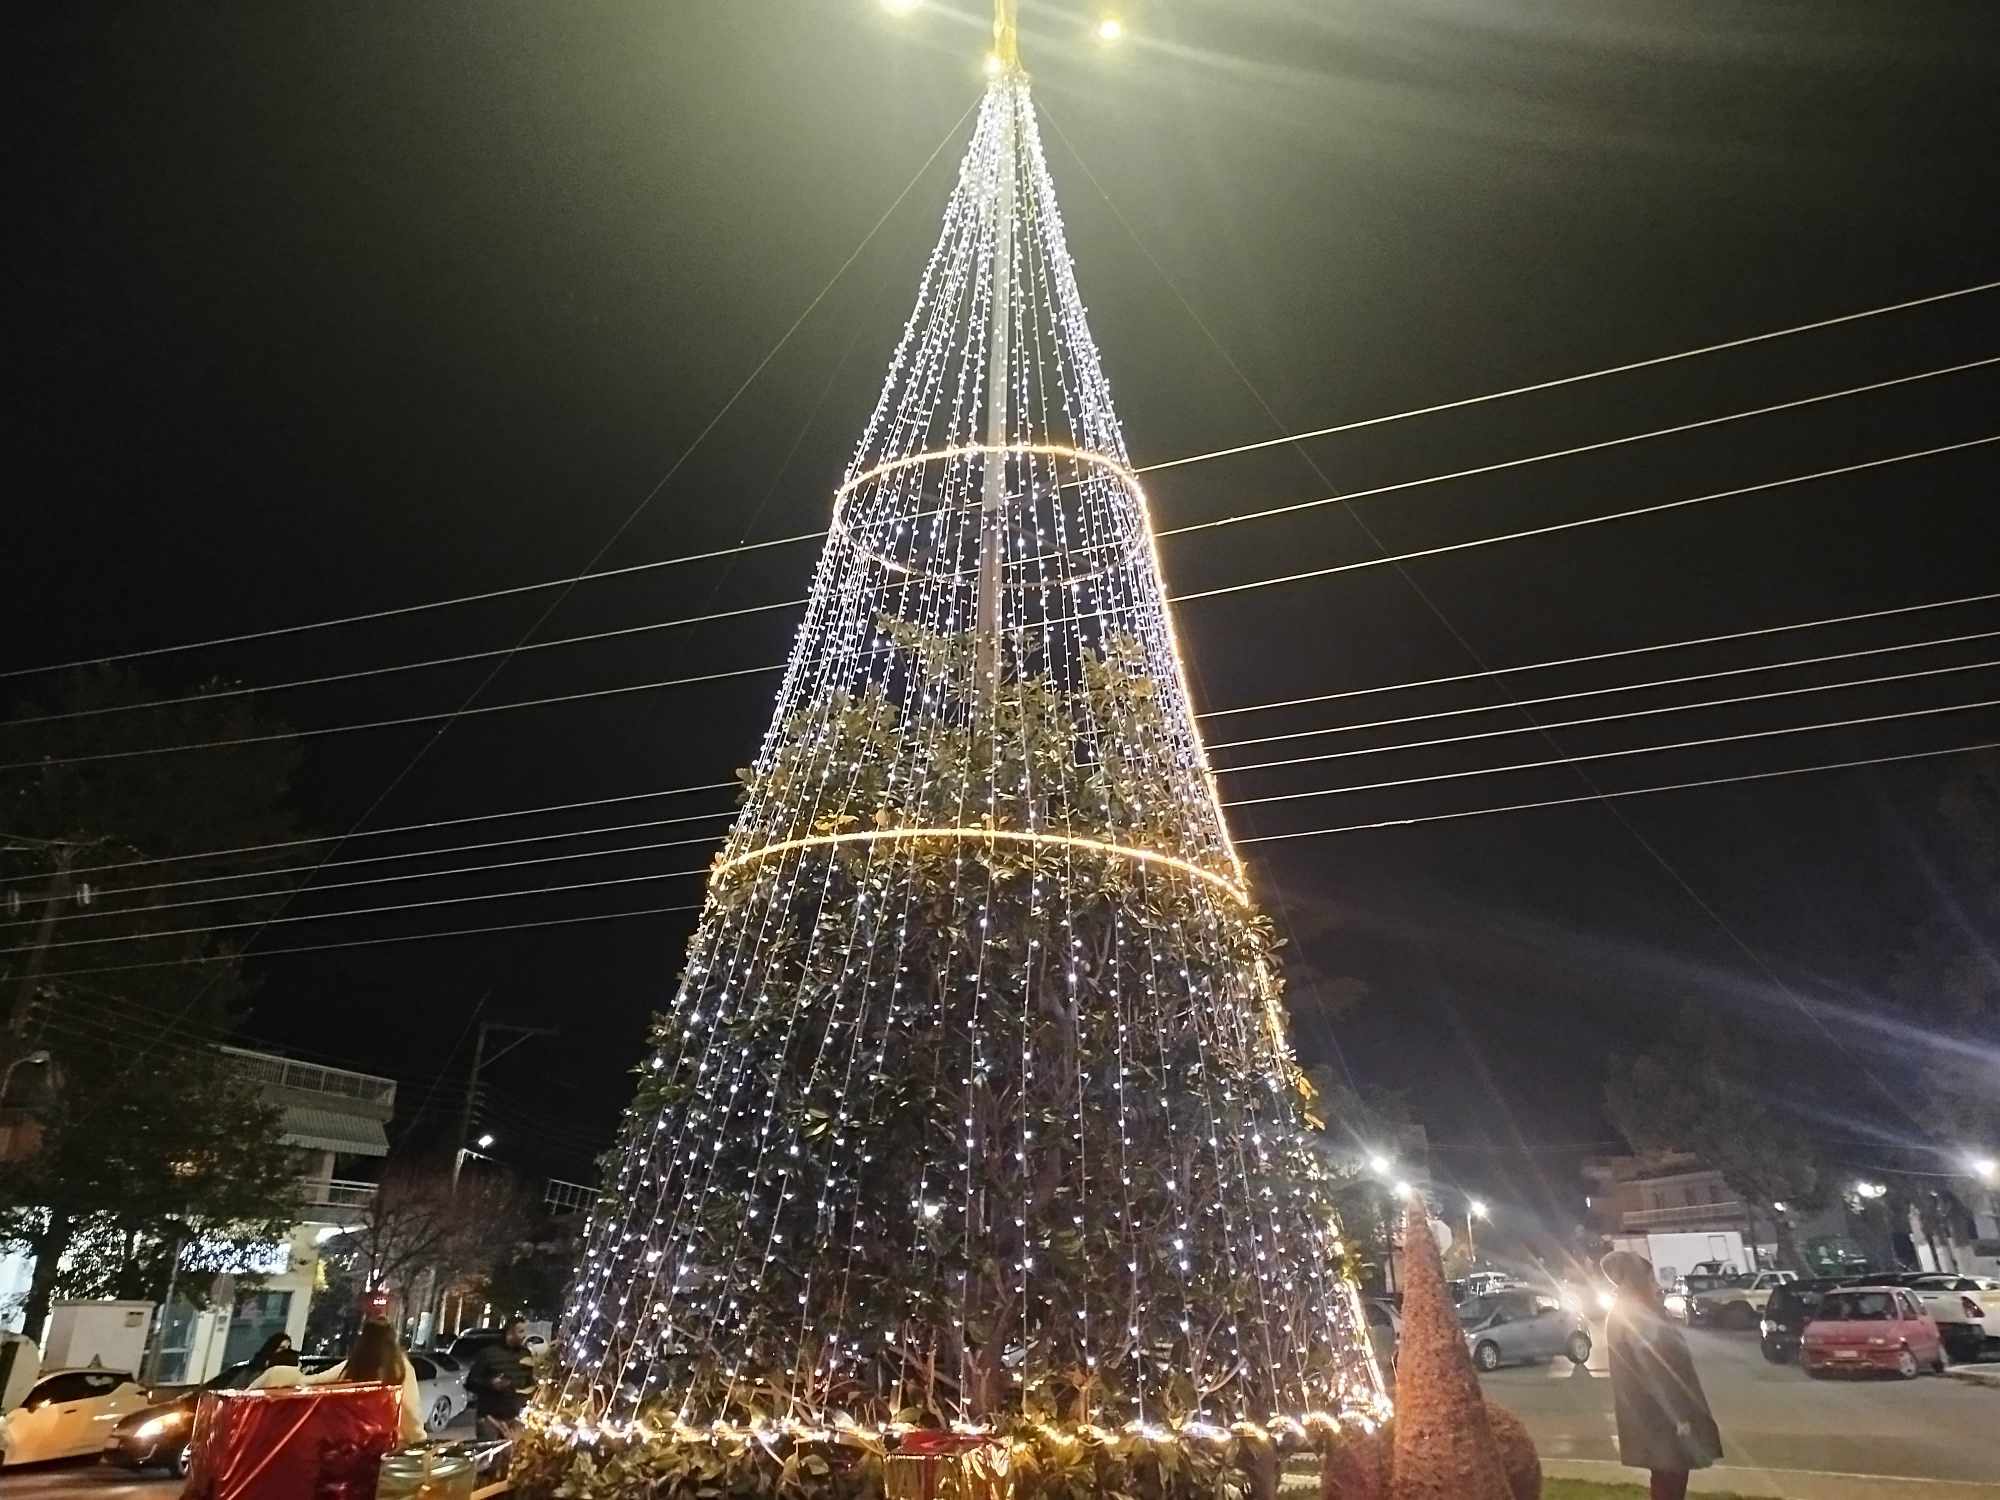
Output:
338,1163,525,1318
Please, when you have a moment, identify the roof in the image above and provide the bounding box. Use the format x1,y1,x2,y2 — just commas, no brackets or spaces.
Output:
279,1104,390,1156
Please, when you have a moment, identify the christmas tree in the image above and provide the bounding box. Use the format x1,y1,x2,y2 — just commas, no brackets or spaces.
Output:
544,2,1383,1442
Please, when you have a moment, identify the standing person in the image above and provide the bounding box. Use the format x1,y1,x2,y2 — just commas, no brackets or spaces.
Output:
253,1318,425,1446
1600,1251,1724,1500
464,1319,536,1438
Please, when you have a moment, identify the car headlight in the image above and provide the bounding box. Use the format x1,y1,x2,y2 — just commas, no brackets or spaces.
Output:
1664,1294,1686,1315
1596,1289,1616,1312
1759,1319,1773,1335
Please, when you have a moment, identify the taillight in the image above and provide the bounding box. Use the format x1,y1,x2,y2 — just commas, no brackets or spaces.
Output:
1963,1296,1985,1319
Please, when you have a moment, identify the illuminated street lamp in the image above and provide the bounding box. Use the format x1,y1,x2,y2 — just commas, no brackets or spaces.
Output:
1971,1157,1998,1185
1095,16,1124,43
1466,1197,1489,1260
1853,1181,1887,1200
1367,1152,1393,1176
476,1132,496,1150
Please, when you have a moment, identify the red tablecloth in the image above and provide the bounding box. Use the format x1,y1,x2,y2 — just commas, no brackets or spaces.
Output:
182,1382,402,1500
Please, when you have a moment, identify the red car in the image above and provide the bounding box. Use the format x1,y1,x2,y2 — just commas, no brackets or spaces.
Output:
1801,1285,1946,1379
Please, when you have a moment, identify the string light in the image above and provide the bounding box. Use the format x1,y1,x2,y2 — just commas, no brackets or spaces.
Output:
544,56,1381,1441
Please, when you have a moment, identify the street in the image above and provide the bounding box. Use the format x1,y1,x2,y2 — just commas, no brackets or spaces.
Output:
1483,1322,2000,1494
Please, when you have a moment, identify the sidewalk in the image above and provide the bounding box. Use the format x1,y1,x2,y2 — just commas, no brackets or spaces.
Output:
1945,1363,2000,1390
1544,1456,2000,1498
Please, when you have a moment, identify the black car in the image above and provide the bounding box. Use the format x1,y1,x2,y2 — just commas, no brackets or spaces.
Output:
1760,1277,1867,1363
102,1362,255,1476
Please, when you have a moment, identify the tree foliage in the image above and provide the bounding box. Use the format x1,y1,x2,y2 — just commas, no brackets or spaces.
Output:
1604,1008,1827,1271
0,669,310,1336
558,626,1371,1427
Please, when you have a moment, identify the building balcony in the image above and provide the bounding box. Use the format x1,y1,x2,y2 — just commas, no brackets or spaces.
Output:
299,1177,378,1226
1623,1201,1746,1230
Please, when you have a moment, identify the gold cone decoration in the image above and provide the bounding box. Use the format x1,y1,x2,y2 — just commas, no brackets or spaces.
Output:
1388,1198,1512,1500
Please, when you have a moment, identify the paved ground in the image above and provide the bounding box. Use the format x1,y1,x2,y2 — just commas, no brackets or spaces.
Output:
1484,1321,2000,1497
6,1330,1995,1498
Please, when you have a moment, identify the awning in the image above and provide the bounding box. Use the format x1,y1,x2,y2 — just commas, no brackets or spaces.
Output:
281,1105,390,1157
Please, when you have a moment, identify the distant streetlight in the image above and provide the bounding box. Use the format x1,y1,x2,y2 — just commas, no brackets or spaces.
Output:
1465,1197,1488,1259
476,1132,496,1150
1095,16,1124,43
0,1050,51,1102
1367,1152,1393,1176
1853,1181,1887,1200
1971,1157,1997,1185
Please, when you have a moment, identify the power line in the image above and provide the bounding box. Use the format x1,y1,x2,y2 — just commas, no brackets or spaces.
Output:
15,352,1976,736
11,433,1992,774
5,806,740,910
1220,694,2000,810
1,864,714,955
1197,590,2000,722
28,900,706,982
22,646,1998,921
23,735,2000,983
1208,624,2000,753
1235,739,2000,844
1151,356,2000,538
6,279,1994,687
1214,656,2000,778
12,355,1993,735
1172,434,2000,604
10,590,1996,902
1131,281,2000,475
14,687,1999,955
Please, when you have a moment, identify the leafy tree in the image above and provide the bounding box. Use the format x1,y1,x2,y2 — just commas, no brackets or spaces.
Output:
320,1162,525,1328
1604,1009,1827,1272
1889,755,2000,1179
0,669,309,1336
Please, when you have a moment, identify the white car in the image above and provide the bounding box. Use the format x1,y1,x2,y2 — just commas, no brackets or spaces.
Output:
1898,1274,2000,1363
410,1351,468,1434
0,1367,150,1466
1690,1269,1797,1329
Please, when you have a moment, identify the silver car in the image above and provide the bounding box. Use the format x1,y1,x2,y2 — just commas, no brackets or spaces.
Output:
1461,1289,1593,1371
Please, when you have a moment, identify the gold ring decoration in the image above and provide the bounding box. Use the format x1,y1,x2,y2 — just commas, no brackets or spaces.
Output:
828,443,1148,589
711,826,1250,906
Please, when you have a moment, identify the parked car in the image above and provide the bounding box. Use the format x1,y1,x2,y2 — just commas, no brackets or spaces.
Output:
0,1367,150,1467
1759,1278,1856,1363
1689,1269,1797,1330
410,1351,468,1433
1461,1289,1593,1372
1801,1286,1945,1379
1880,1273,2000,1363
1361,1297,1402,1376
103,1360,262,1476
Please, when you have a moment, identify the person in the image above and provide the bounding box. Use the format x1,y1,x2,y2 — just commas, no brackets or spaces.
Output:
244,1331,294,1376
464,1319,536,1438
252,1319,425,1446
1600,1251,1723,1500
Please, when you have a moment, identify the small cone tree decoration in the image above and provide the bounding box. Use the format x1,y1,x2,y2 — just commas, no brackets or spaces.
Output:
1387,1197,1512,1500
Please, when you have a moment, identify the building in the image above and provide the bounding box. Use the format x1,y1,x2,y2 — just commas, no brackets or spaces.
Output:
148,1047,396,1381
1582,1153,1755,1279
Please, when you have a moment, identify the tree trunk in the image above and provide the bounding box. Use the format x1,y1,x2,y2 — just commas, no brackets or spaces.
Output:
21,1209,76,1341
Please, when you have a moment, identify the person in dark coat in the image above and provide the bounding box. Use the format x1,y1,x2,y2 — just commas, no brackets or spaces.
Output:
465,1319,537,1437
1600,1252,1724,1500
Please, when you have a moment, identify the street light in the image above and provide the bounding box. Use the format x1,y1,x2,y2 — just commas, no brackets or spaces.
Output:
1971,1157,1997,1185
476,1133,496,1150
1095,16,1124,43
0,1050,50,1102
1367,1152,1392,1176
1466,1197,1488,1261
1853,1181,1887,1200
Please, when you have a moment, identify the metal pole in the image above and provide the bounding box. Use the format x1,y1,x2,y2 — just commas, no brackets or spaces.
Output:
973,16,1018,713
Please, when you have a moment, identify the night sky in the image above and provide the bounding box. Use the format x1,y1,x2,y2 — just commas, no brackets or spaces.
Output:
13,2,1998,1240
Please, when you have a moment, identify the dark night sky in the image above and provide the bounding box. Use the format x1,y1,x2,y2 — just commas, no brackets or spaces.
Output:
12,2,1999,1233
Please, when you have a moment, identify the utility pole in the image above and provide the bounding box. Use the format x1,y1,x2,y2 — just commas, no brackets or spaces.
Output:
7,840,74,1036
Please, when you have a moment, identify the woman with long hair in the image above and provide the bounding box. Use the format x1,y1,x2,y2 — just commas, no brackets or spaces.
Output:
1600,1251,1724,1500
251,1318,425,1445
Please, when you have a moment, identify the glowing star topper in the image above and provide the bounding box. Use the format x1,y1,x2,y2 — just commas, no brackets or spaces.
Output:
543,0,1382,1438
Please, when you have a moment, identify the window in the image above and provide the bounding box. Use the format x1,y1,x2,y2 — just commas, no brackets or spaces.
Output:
28,1371,131,1407
1818,1291,1897,1322
409,1355,437,1382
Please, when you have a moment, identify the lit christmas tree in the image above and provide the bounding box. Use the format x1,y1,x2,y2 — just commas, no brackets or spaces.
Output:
543,2,1384,1448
